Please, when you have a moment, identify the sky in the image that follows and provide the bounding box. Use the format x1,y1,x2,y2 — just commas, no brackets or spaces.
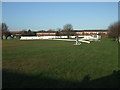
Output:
2,2,118,31
1,0,120,2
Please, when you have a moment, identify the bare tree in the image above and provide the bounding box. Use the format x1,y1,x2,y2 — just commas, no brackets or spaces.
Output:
57,28,62,32
2,23,11,39
48,29,55,32
56,28,62,37
63,24,74,38
108,21,120,42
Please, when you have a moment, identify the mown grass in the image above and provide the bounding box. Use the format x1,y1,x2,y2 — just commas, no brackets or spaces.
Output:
2,38,119,88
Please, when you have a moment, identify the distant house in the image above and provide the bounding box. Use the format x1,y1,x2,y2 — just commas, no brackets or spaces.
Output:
75,30,108,37
9,31,37,36
8,30,108,38
9,31,24,37
36,30,108,37
37,31,57,36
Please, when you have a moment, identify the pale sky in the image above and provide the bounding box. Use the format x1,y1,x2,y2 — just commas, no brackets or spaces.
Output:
2,0,119,31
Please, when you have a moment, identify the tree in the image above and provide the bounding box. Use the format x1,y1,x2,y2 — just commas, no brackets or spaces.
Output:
108,21,120,42
48,29,55,32
27,29,32,35
57,28,62,32
63,24,74,38
2,23,11,39
28,29,36,36
56,28,62,36
21,29,36,36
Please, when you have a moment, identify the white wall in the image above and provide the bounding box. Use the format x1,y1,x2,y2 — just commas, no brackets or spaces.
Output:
20,36,55,40
20,35,101,40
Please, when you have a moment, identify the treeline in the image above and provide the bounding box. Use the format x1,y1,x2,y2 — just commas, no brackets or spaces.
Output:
1,23,75,39
1,22,120,41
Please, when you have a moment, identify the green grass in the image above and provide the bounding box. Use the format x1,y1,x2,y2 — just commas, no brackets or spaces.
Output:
2,38,119,88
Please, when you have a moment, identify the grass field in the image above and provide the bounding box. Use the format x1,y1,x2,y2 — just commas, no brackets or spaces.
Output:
2,38,119,88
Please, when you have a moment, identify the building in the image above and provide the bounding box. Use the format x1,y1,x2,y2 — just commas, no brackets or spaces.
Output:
36,31,57,36
36,30,108,37
9,31,24,36
8,30,108,37
75,30,108,37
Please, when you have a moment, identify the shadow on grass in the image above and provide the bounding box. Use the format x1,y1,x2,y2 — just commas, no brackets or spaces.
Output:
2,69,120,88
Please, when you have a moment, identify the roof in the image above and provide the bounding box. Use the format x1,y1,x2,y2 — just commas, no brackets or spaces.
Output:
9,31,24,33
9,30,108,33
74,30,108,32
38,31,57,33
